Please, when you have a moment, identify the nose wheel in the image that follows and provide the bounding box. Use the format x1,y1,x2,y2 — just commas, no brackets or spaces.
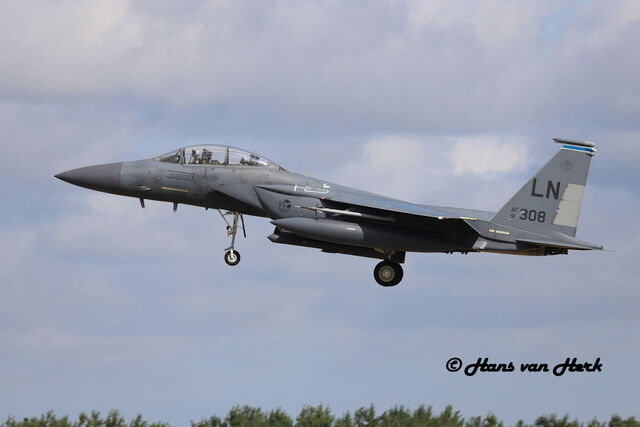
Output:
217,210,246,266
224,250,241,266
374,261,403,287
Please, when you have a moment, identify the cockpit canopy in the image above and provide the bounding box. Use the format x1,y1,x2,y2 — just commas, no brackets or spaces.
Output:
155,145,283,169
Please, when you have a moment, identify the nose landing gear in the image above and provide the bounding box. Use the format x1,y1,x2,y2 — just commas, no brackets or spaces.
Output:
217,210,245,266
224,249,241,266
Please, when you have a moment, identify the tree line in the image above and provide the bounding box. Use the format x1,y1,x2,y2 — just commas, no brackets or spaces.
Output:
3,405,638,427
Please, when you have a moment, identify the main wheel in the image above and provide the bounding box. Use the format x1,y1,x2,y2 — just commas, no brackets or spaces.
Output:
373,261,403,287
224,250,241,266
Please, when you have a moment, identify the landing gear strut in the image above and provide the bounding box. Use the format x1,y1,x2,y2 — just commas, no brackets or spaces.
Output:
374,261,404,287
217,210,245,266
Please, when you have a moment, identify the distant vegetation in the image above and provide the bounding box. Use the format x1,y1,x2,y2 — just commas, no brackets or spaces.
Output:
3,405,638,427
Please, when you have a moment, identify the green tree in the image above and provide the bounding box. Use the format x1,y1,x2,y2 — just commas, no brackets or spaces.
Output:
609,415,640,427
6,410,73,427
534,414,581,427
465,414,503,427
379,406,411,427
412,406,435,426
434,406,463,427
483,414,502,427
87,411,105,427
190,415,224,427
77,412,88,427
268,408,293,427
129,414,148,427
4,406,640,427
104,410,127,427
295,404,334,427
354,405,377,427
225,406,267,426
334,412,354,427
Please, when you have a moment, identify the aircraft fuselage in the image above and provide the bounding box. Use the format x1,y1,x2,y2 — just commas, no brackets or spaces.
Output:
56,140,602,286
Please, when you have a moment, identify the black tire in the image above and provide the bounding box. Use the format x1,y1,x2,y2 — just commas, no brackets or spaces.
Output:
224,250,241,266
373,261,403,287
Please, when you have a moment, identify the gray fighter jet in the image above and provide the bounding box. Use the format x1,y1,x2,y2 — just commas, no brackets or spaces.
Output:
55,138,602,286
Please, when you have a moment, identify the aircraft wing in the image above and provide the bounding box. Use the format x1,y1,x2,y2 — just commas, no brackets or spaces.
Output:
321,191,478,220
254,184,490,223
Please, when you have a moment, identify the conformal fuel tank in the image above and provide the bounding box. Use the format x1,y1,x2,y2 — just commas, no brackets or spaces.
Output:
271,217,458,252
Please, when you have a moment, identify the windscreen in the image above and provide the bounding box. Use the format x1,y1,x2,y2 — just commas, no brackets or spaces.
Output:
155,145,281,169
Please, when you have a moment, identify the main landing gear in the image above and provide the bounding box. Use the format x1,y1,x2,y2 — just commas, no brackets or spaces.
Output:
373,261,404,287
217,210,245,266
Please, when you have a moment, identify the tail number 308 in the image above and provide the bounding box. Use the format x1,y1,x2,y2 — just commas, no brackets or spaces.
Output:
520,208,546,223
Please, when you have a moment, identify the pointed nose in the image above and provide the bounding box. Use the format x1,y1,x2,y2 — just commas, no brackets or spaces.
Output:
55,162,123,193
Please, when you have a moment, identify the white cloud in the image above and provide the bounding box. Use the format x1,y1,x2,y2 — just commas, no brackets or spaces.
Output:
0,0,141,95
1,0,638,134
331,135,453,201
405,0,548,50
0,101,138,183
330,134,532,208
451,137,530,175
40,193,195,260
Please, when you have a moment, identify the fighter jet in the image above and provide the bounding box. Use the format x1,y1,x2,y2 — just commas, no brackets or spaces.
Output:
55,138,602,286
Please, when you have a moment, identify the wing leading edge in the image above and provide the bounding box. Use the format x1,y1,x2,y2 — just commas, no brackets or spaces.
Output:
255,184,485,221
322,191,481,220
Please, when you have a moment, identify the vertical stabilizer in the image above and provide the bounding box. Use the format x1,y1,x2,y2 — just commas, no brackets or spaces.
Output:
491,138,596,237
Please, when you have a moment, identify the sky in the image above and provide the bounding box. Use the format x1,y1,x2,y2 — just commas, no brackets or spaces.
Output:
1,0,639,425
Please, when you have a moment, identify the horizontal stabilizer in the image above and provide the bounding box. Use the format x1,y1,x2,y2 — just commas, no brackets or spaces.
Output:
516,236,603,251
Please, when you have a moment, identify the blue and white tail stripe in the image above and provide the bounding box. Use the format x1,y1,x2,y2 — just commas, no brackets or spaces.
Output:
553,138,596,155
562,144,596,154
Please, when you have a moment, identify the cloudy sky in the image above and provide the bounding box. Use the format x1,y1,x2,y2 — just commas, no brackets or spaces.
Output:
1,0,639,424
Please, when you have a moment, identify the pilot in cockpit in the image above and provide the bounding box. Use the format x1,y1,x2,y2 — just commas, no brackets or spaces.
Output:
190,149,200,164
201,148,212,164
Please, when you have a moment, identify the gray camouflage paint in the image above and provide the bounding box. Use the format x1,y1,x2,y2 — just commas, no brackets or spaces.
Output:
55,139,602,284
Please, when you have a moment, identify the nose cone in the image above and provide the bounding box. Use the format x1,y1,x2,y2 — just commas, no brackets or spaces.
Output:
55,162,124,193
